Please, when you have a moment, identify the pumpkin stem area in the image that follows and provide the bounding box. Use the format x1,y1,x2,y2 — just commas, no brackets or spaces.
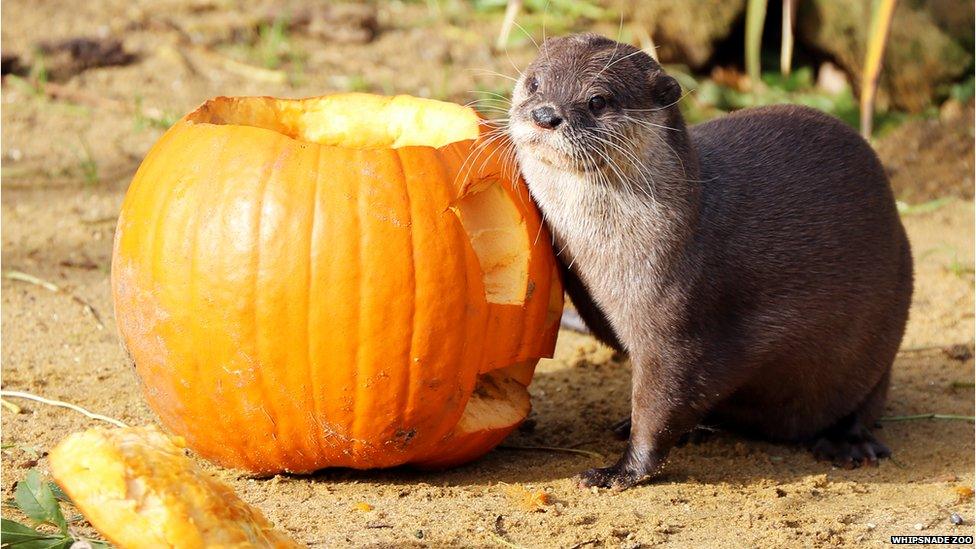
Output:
184,93,482,150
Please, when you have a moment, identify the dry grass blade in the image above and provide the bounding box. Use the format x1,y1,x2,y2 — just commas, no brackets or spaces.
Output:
780,0,797,75
4,270,61,292
4,269,105,329
69,294,106,330
0,390,127,428
634,25,659,62
1,398,23,413
860,0,897,138
880,413,975,422
745,0,769,85
496,0,524,51
498,444,603,460
490,531,528,549
898,345,944,353
189,46,287,84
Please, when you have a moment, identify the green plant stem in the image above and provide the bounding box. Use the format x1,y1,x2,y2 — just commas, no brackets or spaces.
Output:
860,0,897,138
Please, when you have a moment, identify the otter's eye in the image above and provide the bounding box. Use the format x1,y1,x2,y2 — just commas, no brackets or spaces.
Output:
526,77,539,94
588,95,608,113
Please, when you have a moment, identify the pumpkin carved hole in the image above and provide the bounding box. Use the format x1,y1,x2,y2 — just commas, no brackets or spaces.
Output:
184,94,482,150
450,180,530,305
455,369,530,436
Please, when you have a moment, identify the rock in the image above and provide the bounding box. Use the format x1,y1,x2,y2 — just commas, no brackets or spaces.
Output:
927,0,975,52
797,0,972,113
627,0,746,70
874,100,974,202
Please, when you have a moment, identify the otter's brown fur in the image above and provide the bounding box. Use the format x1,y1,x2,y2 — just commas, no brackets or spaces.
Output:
508,34,913,489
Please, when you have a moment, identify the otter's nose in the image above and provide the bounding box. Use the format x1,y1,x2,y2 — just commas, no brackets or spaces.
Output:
531,106,563,129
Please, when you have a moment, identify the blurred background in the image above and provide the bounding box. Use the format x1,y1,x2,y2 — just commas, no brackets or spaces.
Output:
1,0,973,202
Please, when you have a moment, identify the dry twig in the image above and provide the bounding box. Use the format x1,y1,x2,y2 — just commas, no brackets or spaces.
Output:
0,390,127,428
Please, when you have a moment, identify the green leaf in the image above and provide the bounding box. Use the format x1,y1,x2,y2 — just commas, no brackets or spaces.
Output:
13,470,67,534
45,484,70,505
0,518,59,544
7,539,74,549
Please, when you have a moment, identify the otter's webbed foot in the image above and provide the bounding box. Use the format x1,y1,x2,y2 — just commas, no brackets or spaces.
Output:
576,447,663,490
810,420,891,469
577,463,649,490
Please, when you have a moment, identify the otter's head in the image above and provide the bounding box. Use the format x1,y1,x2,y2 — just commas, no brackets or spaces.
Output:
509,33,684,178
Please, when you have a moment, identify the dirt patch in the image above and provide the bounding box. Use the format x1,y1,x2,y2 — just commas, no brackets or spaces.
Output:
2,2,974,547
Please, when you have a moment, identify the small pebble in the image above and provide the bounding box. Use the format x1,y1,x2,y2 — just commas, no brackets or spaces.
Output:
865,523,876,530
413,530,424,539
914,523,924,531
950,513,964,525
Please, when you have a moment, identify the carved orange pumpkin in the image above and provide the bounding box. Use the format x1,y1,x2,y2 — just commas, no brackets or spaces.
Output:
112,94,562,474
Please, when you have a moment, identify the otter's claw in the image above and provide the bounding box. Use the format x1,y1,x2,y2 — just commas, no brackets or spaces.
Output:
577,464,648,490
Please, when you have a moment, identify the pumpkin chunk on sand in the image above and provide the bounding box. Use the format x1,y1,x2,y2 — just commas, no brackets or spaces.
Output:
48,426,301,549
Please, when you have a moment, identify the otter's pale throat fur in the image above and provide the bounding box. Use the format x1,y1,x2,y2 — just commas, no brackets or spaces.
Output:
508,33,912,489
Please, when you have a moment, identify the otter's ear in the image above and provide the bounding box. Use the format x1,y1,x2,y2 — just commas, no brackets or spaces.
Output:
652,73,682,107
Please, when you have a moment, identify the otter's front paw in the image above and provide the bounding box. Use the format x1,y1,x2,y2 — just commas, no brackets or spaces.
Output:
577,464,648,490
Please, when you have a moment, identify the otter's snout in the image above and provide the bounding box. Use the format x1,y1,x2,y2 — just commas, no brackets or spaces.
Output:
531,106,563,130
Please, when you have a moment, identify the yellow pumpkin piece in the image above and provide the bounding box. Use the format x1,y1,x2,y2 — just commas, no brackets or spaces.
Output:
48,426,301,549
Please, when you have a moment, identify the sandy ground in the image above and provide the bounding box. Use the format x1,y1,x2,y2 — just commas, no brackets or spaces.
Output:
2,1,974,547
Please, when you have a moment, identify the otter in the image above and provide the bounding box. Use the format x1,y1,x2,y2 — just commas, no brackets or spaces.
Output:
507,34,913,489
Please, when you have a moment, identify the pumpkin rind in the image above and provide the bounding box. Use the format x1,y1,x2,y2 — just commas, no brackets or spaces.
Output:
112,94,562,473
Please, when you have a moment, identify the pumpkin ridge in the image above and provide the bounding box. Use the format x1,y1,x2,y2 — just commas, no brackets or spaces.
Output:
206,131,264,467
391,147,417,459
198,140,240,467
141,131,220,444
252,138,288,469
350,148,365,461
306,143,324,466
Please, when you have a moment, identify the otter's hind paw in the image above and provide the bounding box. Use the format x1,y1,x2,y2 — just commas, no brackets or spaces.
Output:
810,427,891,469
